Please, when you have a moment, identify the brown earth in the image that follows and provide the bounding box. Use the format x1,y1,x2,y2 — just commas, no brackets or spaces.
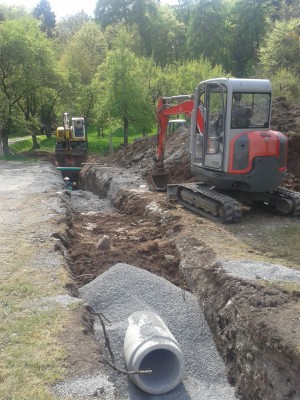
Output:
57,98,300,399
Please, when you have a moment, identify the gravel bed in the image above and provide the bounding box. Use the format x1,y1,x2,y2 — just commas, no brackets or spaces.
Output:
220,259,300,283
69,190,115,213
71,263,238,400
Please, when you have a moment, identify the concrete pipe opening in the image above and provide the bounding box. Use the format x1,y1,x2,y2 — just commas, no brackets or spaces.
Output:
124,311,184,394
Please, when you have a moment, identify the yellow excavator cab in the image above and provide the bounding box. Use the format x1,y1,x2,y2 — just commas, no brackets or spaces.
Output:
72,118,86,141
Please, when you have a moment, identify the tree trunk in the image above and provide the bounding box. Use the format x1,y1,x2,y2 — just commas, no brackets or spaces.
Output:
0,131,10,156
32,133,40,150
123,117,129,147
45,125,52,139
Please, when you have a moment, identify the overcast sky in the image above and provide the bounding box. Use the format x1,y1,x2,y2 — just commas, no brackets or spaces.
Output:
0,0,177,20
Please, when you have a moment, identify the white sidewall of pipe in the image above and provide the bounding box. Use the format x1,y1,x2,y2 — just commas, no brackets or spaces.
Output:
124,311,185,394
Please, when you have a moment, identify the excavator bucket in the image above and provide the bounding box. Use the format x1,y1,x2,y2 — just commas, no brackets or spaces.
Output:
146,170,173,191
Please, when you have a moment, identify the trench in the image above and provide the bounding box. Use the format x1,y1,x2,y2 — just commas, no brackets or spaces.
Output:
57,165,300,400
57,171,187,290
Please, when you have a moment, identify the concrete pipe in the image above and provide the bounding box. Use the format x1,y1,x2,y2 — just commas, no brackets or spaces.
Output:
123,311,184,394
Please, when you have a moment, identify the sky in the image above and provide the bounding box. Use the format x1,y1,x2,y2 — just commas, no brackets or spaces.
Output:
0,0,178,20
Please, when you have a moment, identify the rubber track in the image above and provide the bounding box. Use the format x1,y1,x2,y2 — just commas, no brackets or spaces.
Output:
177,183,242,224
277,187,300,216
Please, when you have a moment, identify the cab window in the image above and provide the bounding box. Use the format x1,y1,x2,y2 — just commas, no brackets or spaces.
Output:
231,92,271,129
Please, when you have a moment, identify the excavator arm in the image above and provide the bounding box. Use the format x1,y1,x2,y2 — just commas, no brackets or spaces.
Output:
155,95,205,167
147,95,204,191
155,96,194,168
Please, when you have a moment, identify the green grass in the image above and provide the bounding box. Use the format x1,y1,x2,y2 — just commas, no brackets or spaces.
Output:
6,136,56,155
3,125,156,159
87,125,156,155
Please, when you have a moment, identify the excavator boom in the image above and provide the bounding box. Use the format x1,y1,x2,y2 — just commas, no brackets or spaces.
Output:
147,95,204,190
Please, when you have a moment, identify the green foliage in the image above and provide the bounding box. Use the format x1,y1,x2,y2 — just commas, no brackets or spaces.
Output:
0,16,62,153
259,19,300,75
171,58,228,94
147,5,186,67
94,36,154,145
104,23,143,54
187,0,227,68
279,0,300,21
225,0,271,77
0,4,30,20
55,12,92,48
1,0,300,147
270,69,300,104
60,21,107,85
95,0,158,29
32,0,56,38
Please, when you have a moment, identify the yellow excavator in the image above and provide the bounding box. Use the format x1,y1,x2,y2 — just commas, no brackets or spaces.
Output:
55,112,87,168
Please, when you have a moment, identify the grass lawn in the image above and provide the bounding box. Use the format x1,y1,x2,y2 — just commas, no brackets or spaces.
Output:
5,125,156,158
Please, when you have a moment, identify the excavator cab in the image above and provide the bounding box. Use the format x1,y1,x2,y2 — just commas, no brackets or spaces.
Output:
189,78,285,193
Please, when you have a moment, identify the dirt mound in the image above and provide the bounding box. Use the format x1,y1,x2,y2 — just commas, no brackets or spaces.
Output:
272,98,300,183
93,127,193,185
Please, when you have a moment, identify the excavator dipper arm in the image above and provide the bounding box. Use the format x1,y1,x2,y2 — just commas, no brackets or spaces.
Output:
156,96,194,168
147,95,205,191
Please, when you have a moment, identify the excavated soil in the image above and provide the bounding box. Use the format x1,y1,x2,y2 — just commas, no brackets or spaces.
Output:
66,211,186,289
57,98,300,399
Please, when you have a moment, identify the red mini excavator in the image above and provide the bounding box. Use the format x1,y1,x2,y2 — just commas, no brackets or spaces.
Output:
148,78,300,223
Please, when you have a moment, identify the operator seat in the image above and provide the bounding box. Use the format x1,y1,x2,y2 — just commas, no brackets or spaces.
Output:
231,107,252,128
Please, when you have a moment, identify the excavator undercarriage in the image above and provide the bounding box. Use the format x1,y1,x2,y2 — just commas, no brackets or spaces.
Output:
174,183,300,224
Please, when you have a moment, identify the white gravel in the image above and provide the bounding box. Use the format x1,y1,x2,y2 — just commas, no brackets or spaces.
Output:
220,259,300,283
69,190,115,213
73,263,238,400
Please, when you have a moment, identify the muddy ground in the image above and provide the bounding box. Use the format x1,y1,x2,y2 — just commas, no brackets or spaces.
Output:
60,98,300,400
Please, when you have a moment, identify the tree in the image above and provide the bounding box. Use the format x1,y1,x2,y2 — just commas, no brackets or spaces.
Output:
0,17,62,153
187,0,227,68
32,0,56,38
146,6,186,67
95,0,134,28
171,58,227,94
174,0,194,25
60,21,107,85
0,4,29,20
259,19,300,75
104,22,143,54
55,12,91,48
94,39,154,146
276,0,300,21
226,0,271,77
269,68,300,104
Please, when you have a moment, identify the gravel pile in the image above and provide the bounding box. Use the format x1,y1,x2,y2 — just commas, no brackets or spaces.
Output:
220,259,300,283
71,263,238,400
69,190,115,213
